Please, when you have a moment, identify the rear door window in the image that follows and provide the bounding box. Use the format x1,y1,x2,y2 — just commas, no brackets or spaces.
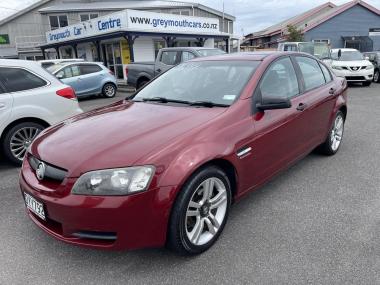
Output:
295,56,326,91
0,67,47,92
319,63,333,83
79,64,102,75
160,51,180,65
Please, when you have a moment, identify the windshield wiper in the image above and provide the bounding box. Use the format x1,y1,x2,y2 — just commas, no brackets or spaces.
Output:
141,97,191,105
190,101,229,108
140,97,229,108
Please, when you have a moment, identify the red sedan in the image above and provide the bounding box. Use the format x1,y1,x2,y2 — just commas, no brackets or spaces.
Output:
20,52,347,255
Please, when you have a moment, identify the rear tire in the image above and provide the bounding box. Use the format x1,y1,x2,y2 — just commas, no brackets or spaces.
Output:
2,122,45,166
317,111,345,156
137,79,149,89
102,83,116,98
167,166,231,255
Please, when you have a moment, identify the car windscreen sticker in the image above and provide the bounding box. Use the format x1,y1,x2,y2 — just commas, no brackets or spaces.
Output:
223,95,236,101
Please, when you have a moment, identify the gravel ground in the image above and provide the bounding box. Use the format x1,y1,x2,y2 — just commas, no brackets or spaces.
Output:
0,85,379,284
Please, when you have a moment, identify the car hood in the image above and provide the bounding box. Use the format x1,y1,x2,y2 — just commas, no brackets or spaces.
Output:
331,59,372,67
31,100,227,177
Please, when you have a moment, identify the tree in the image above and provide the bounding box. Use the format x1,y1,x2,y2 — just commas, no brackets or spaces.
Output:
286,24,304,42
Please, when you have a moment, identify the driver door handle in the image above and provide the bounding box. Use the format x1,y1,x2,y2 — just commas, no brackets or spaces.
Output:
296,103,307,111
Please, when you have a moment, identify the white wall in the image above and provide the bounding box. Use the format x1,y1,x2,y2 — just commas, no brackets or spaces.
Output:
204,38,215,48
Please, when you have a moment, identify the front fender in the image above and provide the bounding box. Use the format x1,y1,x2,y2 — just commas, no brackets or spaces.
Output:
157,141,235,196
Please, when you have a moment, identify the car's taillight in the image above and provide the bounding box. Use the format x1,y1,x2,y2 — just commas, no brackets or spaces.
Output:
125,66,128,77
56,87,76,100
109,70,114,76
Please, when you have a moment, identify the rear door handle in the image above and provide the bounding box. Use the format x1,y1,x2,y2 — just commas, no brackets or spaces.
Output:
296,103,307,111
0,103,5,109
329,87,336,95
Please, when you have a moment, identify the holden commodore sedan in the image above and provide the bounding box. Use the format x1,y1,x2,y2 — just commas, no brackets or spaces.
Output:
20,52,347,255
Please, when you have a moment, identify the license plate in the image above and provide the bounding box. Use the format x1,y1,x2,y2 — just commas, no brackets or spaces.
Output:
24,192,46,220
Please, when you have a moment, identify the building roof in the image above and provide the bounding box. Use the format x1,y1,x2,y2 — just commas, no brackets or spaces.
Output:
38,0,235,20
0,0,51,26
303,0,380,32
0,0,234,27
245,2,336,40
244,0,380,41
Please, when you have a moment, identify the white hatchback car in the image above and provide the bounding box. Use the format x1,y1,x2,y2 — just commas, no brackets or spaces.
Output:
0,59,83,165
329,48,374,86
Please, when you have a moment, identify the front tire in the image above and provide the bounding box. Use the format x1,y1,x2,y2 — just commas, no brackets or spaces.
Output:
102,83,116,98
2,122,45,165
317,111,345,156
167,166,231,255
374,69,380,83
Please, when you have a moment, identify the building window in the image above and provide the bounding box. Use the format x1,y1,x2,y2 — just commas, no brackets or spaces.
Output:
171,10,190,16
313,39,330,44
49,15,68,30
80,13,99,22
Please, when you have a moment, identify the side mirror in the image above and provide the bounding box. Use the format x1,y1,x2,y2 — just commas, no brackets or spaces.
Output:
56,72,64,79
256,96,292,111
338,49,342,59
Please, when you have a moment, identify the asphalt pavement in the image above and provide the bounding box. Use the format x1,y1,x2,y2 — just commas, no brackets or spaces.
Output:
0,85,379,284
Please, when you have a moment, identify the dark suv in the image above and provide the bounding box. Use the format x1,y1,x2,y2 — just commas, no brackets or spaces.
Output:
364,52,380,83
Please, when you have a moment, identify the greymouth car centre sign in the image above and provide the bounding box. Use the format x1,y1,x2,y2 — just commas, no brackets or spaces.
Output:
46,9,221,44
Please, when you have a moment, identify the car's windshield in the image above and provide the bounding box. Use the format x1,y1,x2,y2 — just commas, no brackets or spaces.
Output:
196,49,226,57
46,63,67,73
133,60,260,106
331,50,364,61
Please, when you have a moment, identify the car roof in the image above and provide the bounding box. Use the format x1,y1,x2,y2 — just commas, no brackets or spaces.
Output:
161,47,222,51
331,48,359,52
38,59,84,63
189,51,303,62
0,58,45,68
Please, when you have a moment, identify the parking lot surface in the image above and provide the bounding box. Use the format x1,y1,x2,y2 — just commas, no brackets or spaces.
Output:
0,86,379,284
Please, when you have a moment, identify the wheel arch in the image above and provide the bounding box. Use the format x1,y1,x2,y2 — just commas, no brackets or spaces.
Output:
137,76,150,88
1,117,50,143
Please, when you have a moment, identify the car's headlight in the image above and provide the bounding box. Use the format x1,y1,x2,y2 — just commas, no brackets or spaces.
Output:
332,66,343,70
72,166,155,196
366,65,374,70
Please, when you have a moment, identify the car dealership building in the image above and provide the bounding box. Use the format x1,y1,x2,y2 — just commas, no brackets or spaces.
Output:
0,0,237,82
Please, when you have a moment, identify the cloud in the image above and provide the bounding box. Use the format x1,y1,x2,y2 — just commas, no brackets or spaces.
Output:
2,0,380,37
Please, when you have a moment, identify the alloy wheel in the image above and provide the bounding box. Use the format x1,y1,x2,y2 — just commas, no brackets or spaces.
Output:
104,84,116,97
10,127,41,161
330,114,344,152
185,177,228,246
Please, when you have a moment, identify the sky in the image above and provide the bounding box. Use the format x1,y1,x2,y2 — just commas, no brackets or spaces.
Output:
1,0,380,36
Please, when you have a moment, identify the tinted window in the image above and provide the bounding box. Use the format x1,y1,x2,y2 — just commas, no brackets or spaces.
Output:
0,68,46,92
134,61,259,106
160,51,179,65
295,57,325,91
181,51,196,62
319,63,332,82
79,64,102,75
260,57,299,99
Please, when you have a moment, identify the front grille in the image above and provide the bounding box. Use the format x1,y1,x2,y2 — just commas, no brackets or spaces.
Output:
29,155,67,182
345,76,365,81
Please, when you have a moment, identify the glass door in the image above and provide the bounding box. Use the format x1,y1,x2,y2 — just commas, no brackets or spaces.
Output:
105,42,124,79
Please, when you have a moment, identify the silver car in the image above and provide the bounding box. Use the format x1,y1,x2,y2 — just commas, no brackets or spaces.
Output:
48,62,117,98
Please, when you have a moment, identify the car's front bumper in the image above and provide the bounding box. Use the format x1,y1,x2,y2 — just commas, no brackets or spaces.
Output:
332,68,373,82
19,158,173,250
